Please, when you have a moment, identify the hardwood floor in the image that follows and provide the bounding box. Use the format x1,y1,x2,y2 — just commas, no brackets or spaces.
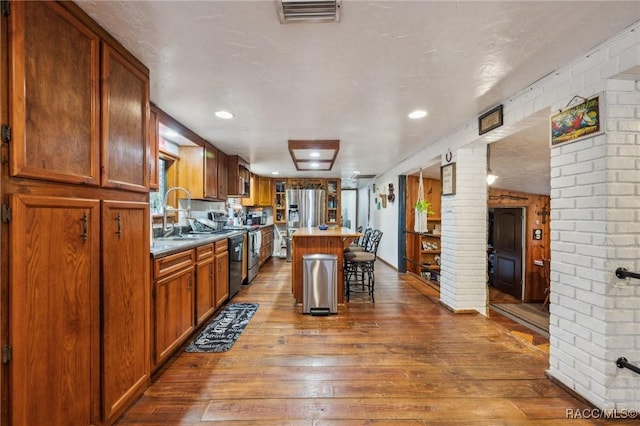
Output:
116,259,628,425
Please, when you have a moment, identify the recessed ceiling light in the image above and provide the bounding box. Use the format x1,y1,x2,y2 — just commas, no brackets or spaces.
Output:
271,171,280,175
215,110,234,119
408,110,427,119
310,152,320,158
310,162,319,168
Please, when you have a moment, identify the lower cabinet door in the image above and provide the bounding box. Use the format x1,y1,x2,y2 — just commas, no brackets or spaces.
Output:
101,200,150,421
214,251,229,307
195,258,215,326
154,267,195,367
10,194,100,425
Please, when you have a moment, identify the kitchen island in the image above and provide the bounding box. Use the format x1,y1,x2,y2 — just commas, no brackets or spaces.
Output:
291,227,362,304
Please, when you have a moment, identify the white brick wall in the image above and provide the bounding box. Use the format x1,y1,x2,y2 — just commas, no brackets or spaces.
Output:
548,81,640,410
440,146,488,315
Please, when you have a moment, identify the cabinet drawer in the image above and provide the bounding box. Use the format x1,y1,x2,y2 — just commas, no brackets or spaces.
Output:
215,239,228,253
154,249,195,279
196,243,214,261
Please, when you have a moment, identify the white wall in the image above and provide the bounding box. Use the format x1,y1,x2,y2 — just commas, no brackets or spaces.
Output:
369,176,400,267
340,189,357,230
357,185,369,230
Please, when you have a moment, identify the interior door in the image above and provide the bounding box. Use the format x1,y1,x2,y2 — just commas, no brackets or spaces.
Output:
492,208,524,299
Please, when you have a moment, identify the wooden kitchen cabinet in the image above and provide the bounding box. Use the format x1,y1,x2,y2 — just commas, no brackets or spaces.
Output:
9,194,101,426
217,150,228,200
153,250,196,369
258,176,272,206
273,178,287,223
326,179,341,225
215,240,230,307
101,43,150,193
178,144,220,200
10,1,101,185
228,155,250,197
101,201,150,422
260,226,275,265
242,175,272,207
241,173,258,206
149,105,160,190
10,1,150,192
195,244,216,326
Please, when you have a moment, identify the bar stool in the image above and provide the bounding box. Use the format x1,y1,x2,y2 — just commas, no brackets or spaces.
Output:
344,227,371,253
344,230,383,302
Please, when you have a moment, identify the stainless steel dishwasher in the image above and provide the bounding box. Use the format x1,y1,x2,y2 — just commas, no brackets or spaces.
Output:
228,234,244,299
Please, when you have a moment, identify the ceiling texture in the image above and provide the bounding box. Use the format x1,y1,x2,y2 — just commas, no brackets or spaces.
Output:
76,1,640,195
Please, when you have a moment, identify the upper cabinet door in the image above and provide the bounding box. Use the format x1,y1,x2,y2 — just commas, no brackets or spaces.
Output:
204,146,218,199
101,43,150,192
149,107,159,190
10,1,101,185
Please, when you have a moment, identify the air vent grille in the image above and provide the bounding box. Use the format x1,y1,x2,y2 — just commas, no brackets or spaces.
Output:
278,0,341,23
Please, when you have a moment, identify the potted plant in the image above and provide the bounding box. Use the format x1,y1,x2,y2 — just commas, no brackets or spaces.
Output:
414,199,434,216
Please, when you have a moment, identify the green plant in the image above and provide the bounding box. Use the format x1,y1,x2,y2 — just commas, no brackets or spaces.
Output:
414,199,434,216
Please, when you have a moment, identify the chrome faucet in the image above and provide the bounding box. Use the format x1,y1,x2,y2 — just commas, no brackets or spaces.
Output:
162,186,192,237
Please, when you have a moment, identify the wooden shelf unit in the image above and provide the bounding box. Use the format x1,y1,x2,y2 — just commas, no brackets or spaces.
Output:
273,179,287,224
405,176,442,284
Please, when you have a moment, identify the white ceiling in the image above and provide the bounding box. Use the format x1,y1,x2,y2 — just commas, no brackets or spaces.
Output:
77,1,640,195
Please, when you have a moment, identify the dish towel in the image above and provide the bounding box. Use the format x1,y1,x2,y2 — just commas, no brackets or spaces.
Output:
253,231,262,255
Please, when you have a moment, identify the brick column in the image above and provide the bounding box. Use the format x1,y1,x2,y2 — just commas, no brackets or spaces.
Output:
440,145,488,315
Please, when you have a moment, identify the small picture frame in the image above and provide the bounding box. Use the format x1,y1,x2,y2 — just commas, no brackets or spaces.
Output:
441,163,456,196
478,105,503,135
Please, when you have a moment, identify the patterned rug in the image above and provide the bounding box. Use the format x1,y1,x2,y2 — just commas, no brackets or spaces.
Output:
185,303,259,353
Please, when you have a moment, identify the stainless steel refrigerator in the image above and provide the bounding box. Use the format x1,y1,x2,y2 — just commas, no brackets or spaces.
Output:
285,189,326,261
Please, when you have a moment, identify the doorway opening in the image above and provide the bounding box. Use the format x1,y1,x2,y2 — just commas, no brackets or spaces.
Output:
488,207,549,337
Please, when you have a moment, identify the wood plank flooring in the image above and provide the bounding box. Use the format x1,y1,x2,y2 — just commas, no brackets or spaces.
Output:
116,259,628,425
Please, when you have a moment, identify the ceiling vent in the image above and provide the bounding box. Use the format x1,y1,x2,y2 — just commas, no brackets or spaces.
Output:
278,0,341,24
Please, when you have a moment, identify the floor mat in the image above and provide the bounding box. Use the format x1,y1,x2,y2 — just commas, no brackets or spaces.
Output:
185,303,259,353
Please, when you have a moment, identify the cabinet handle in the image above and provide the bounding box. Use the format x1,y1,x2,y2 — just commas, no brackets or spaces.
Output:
187,275,192,292
210,264,214,281
80,212,88,243
115,212,122,239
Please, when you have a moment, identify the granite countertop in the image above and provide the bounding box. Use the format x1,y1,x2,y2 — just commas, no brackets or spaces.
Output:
150,229,245,258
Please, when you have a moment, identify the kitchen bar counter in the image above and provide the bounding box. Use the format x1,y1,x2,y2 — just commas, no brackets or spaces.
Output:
291,227,361,304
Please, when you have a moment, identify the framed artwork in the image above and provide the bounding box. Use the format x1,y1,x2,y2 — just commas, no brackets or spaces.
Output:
441,163,456,196
478,105,503,135
550,94,603,146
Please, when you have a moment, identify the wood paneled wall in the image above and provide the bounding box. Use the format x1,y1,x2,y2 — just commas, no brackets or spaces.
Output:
489,188,551,302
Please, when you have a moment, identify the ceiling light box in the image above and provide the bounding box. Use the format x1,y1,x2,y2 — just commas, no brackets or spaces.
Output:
288,139,339,171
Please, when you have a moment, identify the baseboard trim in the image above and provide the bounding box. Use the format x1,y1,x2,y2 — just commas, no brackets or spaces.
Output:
376,257,397,270
545,371,598,409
